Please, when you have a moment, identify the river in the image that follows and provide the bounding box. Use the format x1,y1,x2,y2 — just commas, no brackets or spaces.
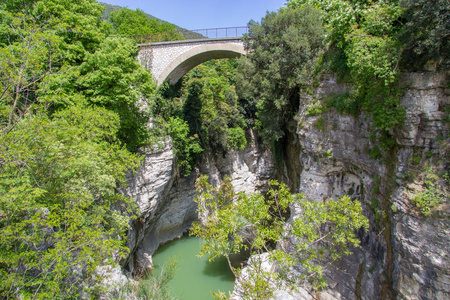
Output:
151,235,235,300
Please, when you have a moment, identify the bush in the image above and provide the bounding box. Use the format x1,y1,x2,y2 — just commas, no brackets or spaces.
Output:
167,117,203,177
227,127,247,150
325,93,359,116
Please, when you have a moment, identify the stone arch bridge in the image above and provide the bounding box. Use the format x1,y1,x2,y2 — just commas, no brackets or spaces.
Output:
137,37,245,86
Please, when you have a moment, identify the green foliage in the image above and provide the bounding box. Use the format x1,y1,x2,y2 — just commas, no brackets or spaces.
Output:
391,204,398,213
190,177,295,299
325,93,359,116
345,28,401,87
412,186,444,217
369,146,383,160
167,117,203,177
0,106,140,298
191,177,293,260
182,60,245,153
341,2,405,148
0,0,107,64
345,22,405,146
287,0,403,51
76,37,156,151
371,197,379,210
315,117,326,131
0,1,167,297
400,0,450,70
306,101,326,117
41,35,157,151
237,5,327,147
152,82,184,121
211,290,231,300
191,176,368,297
287,0,406,150
227,126,247,151
411,167,448,217
0,0,155,151
154,59,247,166
0,0,67,131
113,257,178,300
137,258,178,300
110,7,181,43
236,254,277,300
408,154,422,165
290,195,369,289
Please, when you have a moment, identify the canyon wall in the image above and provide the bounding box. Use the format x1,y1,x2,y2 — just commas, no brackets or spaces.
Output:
273,71,449,299
124,72,449,299
123,130,276,274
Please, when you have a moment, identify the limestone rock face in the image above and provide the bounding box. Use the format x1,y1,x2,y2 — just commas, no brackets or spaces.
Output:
123,131,275,274
275,72,449,299
390,73,450,300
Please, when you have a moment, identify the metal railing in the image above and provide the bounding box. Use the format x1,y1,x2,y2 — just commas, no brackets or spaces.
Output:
133,26,249,44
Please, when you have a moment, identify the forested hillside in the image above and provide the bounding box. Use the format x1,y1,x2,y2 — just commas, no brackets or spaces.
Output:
99,2,182,30
99,2,203,42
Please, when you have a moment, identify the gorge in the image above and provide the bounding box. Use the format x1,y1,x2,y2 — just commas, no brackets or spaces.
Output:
1,1,448,299
122,71,449,299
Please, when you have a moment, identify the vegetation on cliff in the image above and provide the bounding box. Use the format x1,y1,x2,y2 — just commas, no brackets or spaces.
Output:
285,0,448,150
153,59,247,176
158,0,448,173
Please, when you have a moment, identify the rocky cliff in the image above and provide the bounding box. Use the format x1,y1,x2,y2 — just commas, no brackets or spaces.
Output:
123,130,276,275
273,71,449,299
124,72,449,299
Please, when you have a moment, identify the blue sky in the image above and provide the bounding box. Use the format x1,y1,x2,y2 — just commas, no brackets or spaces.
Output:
100,0,287,29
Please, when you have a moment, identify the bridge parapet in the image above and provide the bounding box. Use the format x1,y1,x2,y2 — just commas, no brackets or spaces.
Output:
133,26,248,44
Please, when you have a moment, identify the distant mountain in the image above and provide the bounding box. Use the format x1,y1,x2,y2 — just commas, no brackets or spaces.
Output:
99,2,190,33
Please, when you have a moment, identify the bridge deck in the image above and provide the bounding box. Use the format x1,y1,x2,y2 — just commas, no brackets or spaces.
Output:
133,26,248,44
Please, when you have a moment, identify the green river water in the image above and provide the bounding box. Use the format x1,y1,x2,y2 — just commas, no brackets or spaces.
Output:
151,235,235,300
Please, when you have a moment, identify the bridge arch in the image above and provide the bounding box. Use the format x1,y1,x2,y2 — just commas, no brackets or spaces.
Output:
161,44,245,85
138,38,246,86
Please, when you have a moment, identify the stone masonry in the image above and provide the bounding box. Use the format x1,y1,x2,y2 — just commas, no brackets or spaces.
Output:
137,38,245,85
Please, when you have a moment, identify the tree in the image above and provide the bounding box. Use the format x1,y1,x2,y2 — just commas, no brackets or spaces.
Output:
153,59,247,176
0,105,141,299
166,117,203,177
0,0,107,64
1,0,157,151
400,0,450,69
41,35,157,151
181,60,246,154
0,0,61,133
76,36,156,151
236,6,327,148
0,0,108,132
190,176,368,299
